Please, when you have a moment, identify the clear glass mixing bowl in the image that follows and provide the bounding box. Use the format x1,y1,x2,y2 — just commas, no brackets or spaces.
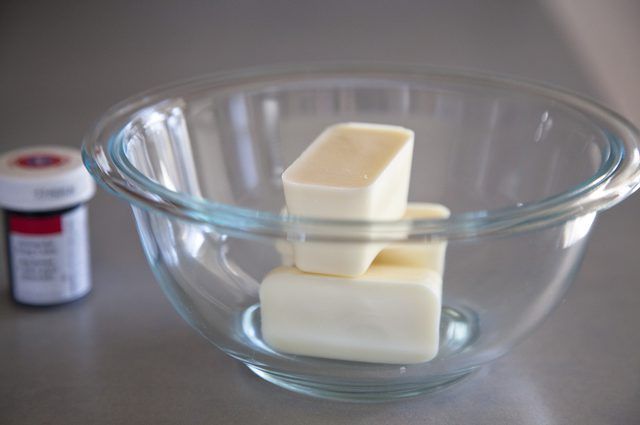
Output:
83,64,640,401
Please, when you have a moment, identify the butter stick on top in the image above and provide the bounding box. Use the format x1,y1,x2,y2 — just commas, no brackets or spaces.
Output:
281,122,414,276
282,122,414,220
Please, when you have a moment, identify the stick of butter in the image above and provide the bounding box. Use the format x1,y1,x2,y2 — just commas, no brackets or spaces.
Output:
260,252,442,364
276,203,450,276
374,203,450,276
282,122,414,276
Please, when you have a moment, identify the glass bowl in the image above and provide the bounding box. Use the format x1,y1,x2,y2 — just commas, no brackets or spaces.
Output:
82,64,640,401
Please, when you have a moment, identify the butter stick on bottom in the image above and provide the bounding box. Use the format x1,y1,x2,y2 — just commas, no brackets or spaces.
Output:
260,260,442,364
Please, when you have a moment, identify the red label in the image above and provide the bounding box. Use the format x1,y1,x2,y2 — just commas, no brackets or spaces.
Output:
8,214,62,235
13,154,66,169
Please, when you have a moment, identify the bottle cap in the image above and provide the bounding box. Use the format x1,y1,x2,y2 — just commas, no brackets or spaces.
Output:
0,146,96,211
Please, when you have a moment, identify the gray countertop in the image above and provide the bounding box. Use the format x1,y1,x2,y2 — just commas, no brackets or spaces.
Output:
2,1,640,423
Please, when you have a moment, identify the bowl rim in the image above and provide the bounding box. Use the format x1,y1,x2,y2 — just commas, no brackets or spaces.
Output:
82,63,640,241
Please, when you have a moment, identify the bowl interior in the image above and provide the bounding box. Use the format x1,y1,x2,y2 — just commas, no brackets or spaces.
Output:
118,74,613,218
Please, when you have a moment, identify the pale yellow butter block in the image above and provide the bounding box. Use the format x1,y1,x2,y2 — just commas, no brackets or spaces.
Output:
276,203,450,276
275,208,384,272
375,203,450,276
291,240,387,277
274,238,295,266
281,122,414,276
259,254,443,364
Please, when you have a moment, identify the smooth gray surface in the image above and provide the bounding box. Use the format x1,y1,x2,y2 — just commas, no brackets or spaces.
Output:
1,1,639,424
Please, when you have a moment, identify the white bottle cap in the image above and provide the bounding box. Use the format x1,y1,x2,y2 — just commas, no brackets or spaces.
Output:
0,146,96,211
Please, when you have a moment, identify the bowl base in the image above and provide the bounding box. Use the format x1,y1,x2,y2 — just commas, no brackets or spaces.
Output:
247,364,476,402
241,304,478,358
238,303,479,401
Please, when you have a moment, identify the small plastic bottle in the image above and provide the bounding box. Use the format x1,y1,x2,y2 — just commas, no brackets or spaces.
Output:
0,146,96,306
